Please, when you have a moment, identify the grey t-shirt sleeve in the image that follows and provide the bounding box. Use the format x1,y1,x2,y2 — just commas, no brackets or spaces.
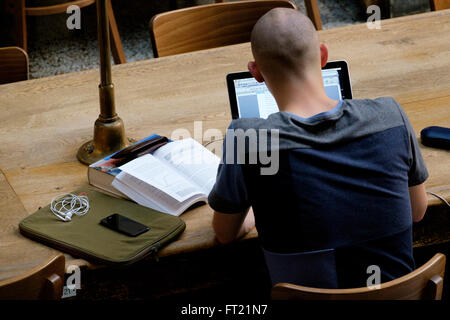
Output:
208,124,250,214
394,99,429,186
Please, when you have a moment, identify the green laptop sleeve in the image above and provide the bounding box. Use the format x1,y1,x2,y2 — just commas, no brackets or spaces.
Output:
19,188,186,266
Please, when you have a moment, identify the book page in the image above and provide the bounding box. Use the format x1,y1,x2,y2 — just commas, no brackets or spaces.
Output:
111,177,170,214
118,153,203,202
153,138,220,194
113,172,207,216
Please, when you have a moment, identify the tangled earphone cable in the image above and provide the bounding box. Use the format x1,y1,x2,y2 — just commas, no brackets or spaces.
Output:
50,193,90,222
202,138,224,147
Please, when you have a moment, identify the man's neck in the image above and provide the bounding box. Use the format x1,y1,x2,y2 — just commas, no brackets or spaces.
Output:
273,75,339,119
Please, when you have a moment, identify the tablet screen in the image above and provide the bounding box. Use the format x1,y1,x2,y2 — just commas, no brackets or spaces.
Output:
228,61,352,119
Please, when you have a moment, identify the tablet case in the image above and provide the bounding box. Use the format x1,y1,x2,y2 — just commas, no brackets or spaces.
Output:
19,188,186,266
420,126,450,150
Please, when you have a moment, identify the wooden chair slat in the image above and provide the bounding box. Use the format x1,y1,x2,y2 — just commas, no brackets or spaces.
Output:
150,0,318,58
0,253,65,300
0,46,29,84
272,253,446,300
430,0,450,11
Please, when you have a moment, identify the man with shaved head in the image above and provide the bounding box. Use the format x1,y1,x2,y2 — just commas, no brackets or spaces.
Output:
249,8,335,119
208,8,428,289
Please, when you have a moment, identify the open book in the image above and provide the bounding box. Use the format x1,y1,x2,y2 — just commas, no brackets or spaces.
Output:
88,134,163,199
111,138,220,216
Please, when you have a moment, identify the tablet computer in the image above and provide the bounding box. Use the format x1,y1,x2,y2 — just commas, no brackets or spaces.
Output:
226,60,353,119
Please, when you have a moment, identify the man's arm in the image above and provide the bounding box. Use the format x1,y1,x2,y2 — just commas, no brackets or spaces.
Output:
394,100,429,222
409,183,428,222
212,208,255,244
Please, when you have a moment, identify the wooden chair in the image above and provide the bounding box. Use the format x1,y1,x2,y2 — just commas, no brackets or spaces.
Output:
215,0,322,29
0,253,65,300
304,0,322,30
430,0,450,10
4,0,126,64
149,0,322,58
215,0,322,30
272,253,446,300
0,46,29,84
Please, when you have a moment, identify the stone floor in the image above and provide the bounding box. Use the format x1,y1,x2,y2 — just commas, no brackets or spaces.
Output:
1,0,429,79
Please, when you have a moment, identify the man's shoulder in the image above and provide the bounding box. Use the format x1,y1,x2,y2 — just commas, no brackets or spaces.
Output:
345,97,401,114
342,97,406,130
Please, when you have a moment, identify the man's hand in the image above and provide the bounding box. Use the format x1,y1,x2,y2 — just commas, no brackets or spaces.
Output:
212,208,255,244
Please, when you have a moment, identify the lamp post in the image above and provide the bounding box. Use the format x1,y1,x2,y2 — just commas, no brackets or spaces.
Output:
77,0,132,165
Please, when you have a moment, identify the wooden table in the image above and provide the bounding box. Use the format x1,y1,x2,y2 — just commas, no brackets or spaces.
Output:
1,10,450,282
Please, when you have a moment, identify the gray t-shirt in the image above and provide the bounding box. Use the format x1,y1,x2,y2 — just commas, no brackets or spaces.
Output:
208,97,428,288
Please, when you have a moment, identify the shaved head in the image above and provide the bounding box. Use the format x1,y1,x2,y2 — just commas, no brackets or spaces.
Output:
251,8,320,82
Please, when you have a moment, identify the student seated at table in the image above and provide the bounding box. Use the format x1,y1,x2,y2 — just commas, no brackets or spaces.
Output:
208,8,429,289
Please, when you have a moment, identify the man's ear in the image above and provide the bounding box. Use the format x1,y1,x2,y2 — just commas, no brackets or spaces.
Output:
320,43,329,68
248,61,265,83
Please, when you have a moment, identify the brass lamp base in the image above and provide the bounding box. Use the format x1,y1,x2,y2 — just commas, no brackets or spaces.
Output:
78,0,133,166
77,116,134,165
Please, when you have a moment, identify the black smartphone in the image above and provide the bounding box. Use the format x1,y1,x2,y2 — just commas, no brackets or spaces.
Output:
100,213,150,237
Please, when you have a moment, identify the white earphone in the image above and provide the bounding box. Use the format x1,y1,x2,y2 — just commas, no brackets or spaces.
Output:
50,193,89,222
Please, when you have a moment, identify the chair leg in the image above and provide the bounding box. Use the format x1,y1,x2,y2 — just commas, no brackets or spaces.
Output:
107,0,126,64
429,0,436,11
304,0,323,30
5,0,27,51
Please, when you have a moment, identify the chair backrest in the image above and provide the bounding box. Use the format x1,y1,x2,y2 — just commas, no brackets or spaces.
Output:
272,253,446,300
430,0,450,10
0,253,65,300
24,0,96,16
149,0,297,58
0,46,29,84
